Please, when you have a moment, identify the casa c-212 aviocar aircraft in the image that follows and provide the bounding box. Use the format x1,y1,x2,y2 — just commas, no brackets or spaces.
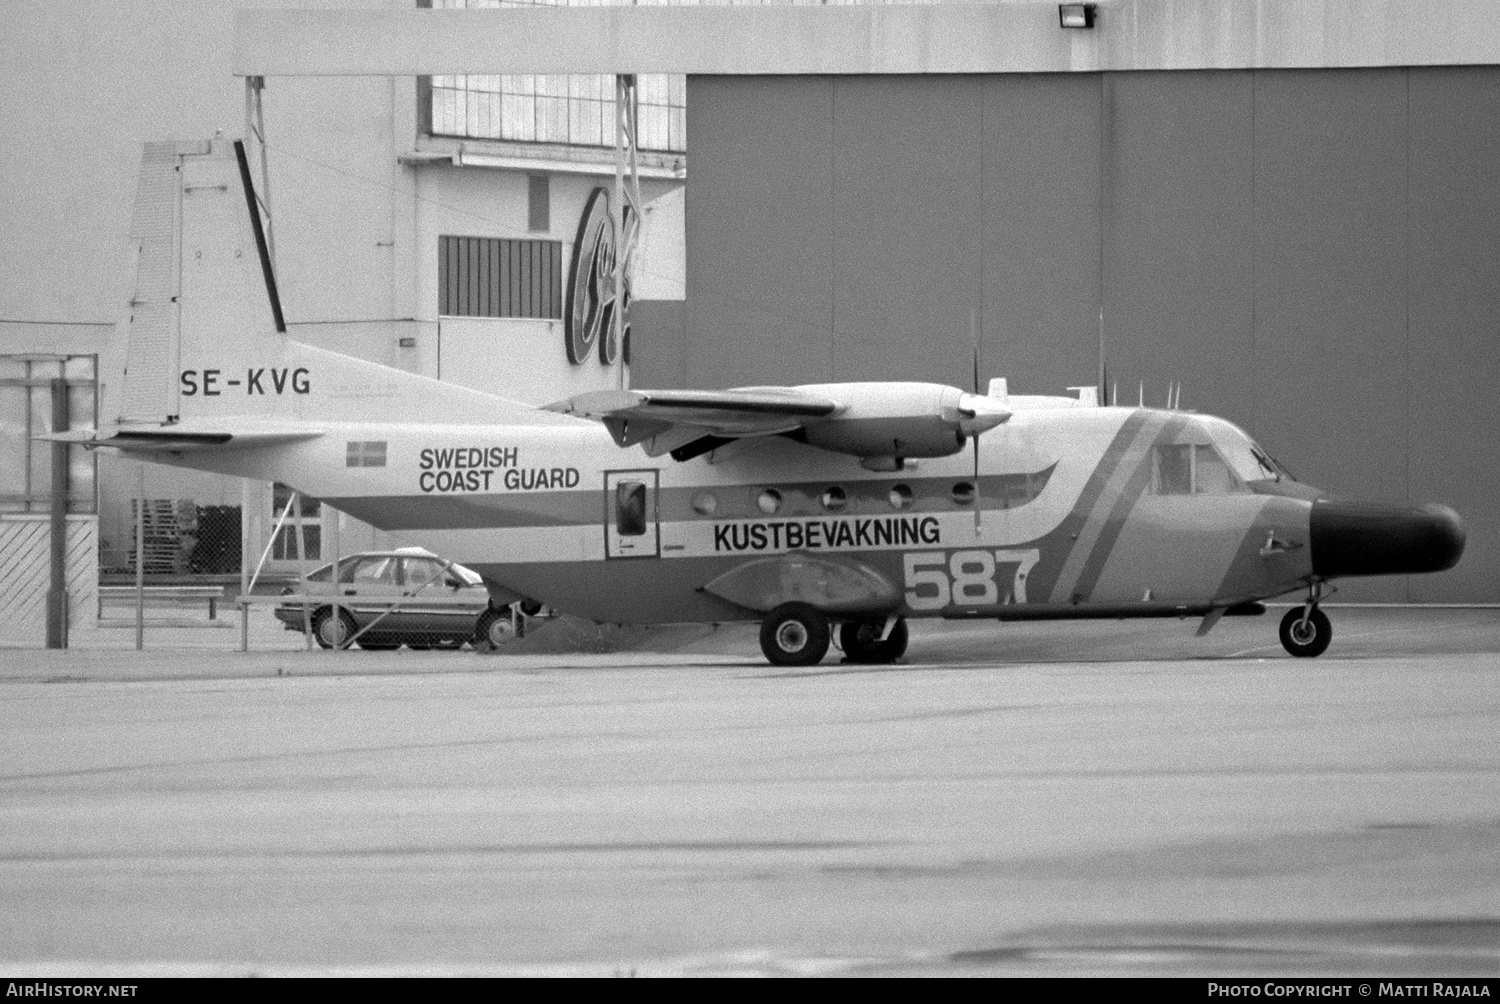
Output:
59,140,1466,665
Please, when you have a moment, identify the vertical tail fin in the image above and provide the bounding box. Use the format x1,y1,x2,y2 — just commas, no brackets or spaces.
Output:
113,139,568,432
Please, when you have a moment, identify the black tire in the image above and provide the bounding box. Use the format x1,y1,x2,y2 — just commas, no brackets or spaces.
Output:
1279,606,1332,658
759,603,831,666
839,617,909,664
312,607,357,650
475,608,518,652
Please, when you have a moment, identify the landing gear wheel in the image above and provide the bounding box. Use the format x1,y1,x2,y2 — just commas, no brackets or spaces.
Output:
1279,606,1332,658
312,607,357,650
475,608,518,652
839,617,909,664
759,603,831,666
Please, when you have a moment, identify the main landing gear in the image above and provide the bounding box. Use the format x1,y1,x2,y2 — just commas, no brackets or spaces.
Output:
1279,582,1333,658
839,617,909,665
758,604,908,666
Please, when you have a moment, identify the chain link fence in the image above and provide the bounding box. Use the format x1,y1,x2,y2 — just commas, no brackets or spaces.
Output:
87,473,538,654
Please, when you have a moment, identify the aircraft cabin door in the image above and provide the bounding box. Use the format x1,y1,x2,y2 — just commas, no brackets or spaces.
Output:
604,469,660,559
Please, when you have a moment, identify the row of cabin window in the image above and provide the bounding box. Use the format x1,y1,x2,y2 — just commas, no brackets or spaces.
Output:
616,481,979,535
620,445,1238,534
693,482,976,519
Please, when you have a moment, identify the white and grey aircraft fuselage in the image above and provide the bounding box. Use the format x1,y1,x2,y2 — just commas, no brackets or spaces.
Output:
58,140,1466,665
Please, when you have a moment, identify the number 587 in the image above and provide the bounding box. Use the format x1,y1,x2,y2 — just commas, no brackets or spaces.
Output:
903,549,1040,610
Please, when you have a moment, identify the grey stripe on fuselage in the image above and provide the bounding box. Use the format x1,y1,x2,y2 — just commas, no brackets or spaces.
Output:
1042,411,1163,604
1066,413,1191,604
324,465,1057,532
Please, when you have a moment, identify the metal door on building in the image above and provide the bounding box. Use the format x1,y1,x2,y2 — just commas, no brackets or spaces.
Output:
603,469,660,559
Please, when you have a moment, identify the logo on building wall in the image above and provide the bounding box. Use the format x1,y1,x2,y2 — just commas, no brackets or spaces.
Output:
565,187,633,367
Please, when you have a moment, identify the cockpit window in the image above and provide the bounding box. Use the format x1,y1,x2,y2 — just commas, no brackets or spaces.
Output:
1194,445,1237,494
1202,418,1297,484
1152,445,1193,495
1151,443,1243,495
1251,446,1295,482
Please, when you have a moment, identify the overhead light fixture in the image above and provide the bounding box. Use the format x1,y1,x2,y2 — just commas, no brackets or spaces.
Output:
1059,3,1097,29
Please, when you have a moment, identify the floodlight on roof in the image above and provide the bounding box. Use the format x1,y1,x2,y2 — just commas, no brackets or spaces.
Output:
1059,4,1097,29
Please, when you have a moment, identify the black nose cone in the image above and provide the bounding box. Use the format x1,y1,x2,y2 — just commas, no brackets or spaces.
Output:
1310,501,1466,578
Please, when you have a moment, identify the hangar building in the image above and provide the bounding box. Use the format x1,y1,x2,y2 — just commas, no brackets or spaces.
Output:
2,0,1496,640
678,61,1500,603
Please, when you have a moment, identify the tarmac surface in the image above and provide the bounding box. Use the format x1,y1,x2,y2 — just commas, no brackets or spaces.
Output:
2,606,1498,977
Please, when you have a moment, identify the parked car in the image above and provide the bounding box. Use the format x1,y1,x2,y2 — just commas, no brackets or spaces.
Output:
274,547,518,650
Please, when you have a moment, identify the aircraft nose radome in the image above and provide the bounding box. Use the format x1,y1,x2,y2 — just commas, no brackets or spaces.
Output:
1310,501,1466,578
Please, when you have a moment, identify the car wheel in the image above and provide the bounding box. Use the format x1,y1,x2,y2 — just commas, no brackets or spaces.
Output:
312,607,357,650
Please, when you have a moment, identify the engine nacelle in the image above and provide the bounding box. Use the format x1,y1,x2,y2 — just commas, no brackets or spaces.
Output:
791,382,1009,461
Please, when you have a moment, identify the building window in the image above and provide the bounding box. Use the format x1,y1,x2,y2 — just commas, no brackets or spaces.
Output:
439,236,563,318
270,483,322,561
0,354,97,514
528,174,550,233
427,1,686,154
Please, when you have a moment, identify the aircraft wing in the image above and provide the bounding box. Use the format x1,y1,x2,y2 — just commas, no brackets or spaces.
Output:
543,387,841,458
545,382,1010,463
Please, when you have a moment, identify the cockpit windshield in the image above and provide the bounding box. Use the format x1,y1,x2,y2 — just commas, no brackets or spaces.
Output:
1203,417,1297,484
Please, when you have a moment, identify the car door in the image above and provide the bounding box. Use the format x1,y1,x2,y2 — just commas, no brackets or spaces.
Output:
340,555,404,631
399,556,487,638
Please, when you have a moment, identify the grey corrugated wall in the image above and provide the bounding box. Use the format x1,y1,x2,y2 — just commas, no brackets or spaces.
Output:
671,68,1499,602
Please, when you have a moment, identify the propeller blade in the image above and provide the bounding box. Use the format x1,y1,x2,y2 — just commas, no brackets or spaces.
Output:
969,314,983,531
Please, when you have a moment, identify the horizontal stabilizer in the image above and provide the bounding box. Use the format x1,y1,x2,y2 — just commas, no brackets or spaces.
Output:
36,422,323,453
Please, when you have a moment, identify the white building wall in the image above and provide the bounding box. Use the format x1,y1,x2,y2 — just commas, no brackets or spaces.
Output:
2,0,686,586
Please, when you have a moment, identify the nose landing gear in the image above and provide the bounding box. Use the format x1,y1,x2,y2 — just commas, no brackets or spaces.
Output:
1279,582,1333,657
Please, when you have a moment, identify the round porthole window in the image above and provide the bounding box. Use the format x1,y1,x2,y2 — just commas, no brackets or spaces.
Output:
821,486,848,512
888,484,914,511
691,491,718,516
952,482,976,506
757,488,783,515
